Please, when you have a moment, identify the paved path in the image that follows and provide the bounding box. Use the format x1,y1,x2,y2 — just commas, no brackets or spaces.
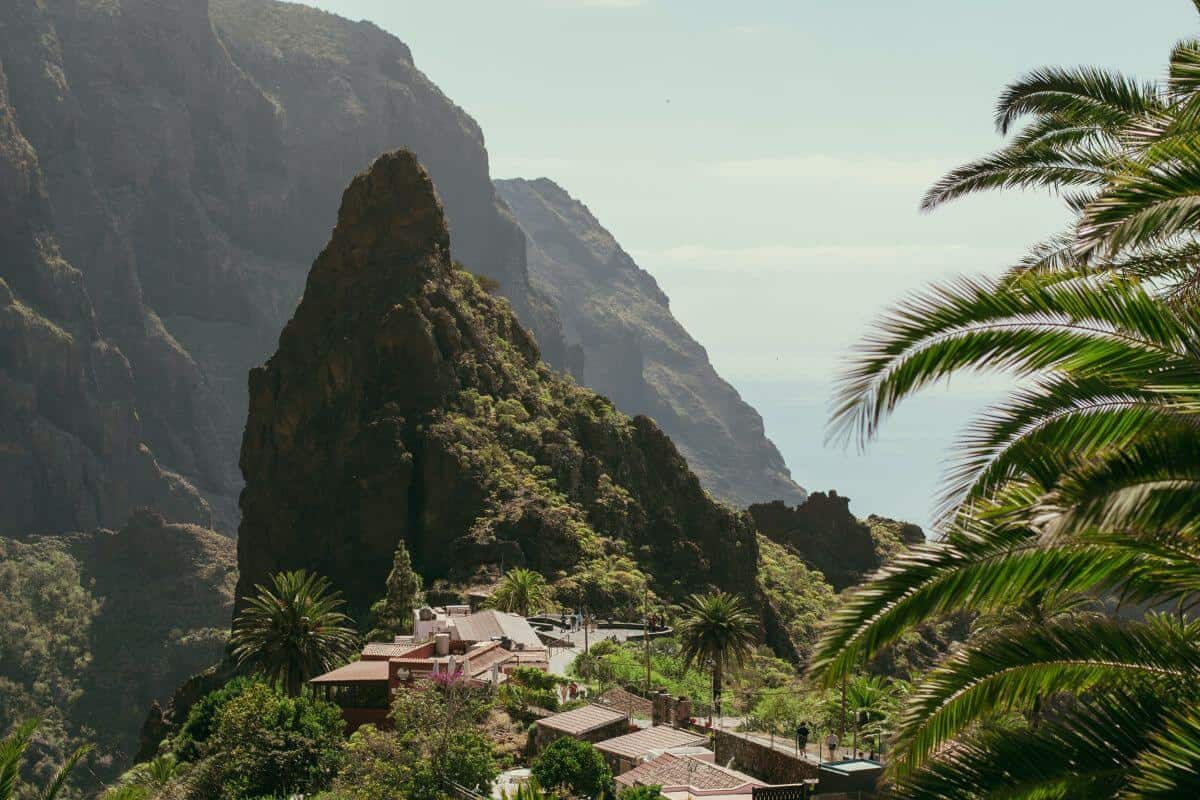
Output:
734,728,879,765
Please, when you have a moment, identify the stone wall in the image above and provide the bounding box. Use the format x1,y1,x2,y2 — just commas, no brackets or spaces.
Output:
712,729,819,785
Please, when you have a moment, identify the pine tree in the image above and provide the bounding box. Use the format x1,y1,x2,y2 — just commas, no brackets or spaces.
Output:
369,540,423,639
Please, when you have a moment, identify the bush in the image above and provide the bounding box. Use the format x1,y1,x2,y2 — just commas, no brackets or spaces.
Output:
618,786,668,800
208,682,345,798
172,677,257,759
329,680,501,799
531,738,613,799
329,725,410,800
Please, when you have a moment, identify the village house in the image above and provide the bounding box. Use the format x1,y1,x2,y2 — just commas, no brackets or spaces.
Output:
532,704,632,750
594,725,711,775
310,605,550,729
614,752,765,800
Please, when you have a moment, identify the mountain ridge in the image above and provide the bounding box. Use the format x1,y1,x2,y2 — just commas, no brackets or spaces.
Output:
497,176,805,507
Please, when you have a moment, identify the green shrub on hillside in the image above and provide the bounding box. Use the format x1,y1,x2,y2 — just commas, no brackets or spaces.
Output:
755,536,837,662
531,737,613,799
0,537,99,789
207,682,345,799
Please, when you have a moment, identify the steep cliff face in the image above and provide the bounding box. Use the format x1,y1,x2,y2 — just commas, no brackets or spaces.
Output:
0,34,210,534
749,492,924,591
0,0,566,533
496,178,805,508
237,151,760,619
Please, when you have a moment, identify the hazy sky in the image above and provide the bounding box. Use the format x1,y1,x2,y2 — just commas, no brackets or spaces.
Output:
297,0,1195,528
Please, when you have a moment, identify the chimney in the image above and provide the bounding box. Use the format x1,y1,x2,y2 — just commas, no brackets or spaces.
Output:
435,632,450,656
652,690,669,726
674,696,692,728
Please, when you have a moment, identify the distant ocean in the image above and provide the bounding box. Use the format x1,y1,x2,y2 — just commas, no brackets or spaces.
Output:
735,377,999,533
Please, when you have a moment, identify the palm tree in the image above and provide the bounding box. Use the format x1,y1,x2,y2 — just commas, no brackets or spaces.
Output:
677,591,757,718
489,568,551,617
0,718,91,800
121,752,183,792
830,674,901,755
808,5,1200,794
230,569,359,697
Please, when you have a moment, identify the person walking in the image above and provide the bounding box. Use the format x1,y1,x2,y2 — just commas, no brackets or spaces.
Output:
796,722,809,753
826,732,839,761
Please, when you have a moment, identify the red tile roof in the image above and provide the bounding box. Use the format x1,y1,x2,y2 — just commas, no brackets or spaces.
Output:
309,660,390,683
596,726,709,759
535,704,629,735
615,753,762,791
362,641,423,658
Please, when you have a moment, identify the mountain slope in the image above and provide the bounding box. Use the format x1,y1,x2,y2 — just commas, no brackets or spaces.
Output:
0,0,568,533
237,151,768,628
497,177,805,507
0,512,235,781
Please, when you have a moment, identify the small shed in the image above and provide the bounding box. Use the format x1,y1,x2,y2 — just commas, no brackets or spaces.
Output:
533,704,630,750
818,759,884,794
309,660,391,730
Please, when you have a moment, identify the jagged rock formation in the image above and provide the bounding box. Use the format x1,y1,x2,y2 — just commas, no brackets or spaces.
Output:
237,151,762,620
749,492,924,591
496,178,805,507
0,0,566,533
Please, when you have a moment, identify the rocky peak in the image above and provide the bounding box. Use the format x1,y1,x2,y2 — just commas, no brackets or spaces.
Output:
238,152,760,621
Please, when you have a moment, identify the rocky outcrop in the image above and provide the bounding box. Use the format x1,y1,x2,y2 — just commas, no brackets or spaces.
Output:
237,151,761,619
0,513,234,778
71,511,237,764
496,178,805,508
0,0,567,533
749,492,923,591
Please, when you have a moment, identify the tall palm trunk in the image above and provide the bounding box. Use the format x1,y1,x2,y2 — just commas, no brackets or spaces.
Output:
712,659,723,719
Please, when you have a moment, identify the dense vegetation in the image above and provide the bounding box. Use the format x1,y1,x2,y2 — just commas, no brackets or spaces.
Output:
812,3,1200,795
0,539,97,793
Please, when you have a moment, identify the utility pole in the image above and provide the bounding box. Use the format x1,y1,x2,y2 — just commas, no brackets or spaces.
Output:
840,676,847,748
583,605,590,655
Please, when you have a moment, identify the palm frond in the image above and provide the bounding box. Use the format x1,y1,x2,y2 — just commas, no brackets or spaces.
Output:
921,143,1119,211
1078,138,1200,256
0,719,39,800
38,744,92,800
897,689,1170,799
895,615,1200,770
829,273,1193,448
995,66,1162,135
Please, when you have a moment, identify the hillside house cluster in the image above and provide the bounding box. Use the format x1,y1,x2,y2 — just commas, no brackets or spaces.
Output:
531,701,767,800
310,605,550,729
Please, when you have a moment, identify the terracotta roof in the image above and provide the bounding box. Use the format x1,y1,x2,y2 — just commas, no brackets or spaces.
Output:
615,753,762,791
309,660,390,683
596,726,709,759
452,610,546,652
536,704,629,735
362,641,420,658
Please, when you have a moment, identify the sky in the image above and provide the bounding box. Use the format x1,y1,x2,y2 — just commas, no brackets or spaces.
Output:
297,0,1195,529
